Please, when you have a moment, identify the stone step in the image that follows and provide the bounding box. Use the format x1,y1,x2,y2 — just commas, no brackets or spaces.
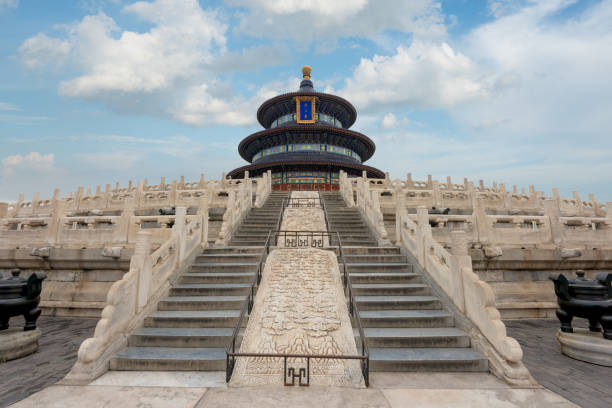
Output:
204,246,262,254
355,296,442,310
144,310,241,328
341,247,402,255
195,253,260,263
349,272,421,284
180,272,255,284
344,254,408,263
129,327,243,348
110,347,226,371
352,283,430,296
359,309,453,327
229,240,268,246
231,234,273,241
158,295,246,310
190,263,259,272
368,348,488,372
170,283,251,296
346,263,413,273
357,328,470,348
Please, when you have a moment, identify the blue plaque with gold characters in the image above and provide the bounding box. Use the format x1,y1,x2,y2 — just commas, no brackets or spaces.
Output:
295,95,316,124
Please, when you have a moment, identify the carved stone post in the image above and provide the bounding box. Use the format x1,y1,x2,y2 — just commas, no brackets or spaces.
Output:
174,207,187,262
432,180,441,208
135,231,152,312
115,199,135,244
416,206,430,266
0,202,8,219
199,195,209,248
544,198,562,246
46,199,66,246
472,197,490,246
450,231,469,312
170,181,178,207
395,186,405,245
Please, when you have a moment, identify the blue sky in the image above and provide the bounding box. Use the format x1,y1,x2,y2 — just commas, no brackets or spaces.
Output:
0,0,611,203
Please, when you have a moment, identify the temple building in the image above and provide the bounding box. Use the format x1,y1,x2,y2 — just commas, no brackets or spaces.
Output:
227,66,384,190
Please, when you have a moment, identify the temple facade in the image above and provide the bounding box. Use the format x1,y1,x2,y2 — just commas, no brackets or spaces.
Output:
227,66,384,190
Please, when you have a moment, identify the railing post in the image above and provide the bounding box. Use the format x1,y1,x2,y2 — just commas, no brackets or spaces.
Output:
135,231,153,312
472,197,490,246
544,198,562,246
450,231,469,312
200,195,209,248
47,199,66,246
416,206,430,266
174,207,187,262
116,198,135,244
0,202,7,219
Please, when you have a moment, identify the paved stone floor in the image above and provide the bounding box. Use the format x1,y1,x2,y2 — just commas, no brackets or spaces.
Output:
0,315,98,407
11,372,576,408
506,318,612,408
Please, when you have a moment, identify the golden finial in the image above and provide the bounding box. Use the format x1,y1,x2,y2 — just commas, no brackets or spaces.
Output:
302,65,312,80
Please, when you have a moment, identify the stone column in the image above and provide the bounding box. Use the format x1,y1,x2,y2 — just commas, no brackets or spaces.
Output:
0,202,8,219
46,199,66,246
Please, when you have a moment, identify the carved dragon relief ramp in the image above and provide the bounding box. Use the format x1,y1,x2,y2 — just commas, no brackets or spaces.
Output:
228,192,365,387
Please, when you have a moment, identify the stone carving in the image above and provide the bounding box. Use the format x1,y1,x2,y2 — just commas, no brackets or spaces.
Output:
230,248,363,387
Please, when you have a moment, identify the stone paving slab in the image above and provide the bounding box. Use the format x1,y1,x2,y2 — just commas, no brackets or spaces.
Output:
10,371,580,408
9,386,207,408
0,316,98,407
506,319,612,408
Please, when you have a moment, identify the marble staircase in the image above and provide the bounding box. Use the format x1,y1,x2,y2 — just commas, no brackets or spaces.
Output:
321,192,488,373
109,193,288,371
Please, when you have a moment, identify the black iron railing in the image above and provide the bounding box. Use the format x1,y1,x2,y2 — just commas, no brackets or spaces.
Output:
225,229,370,386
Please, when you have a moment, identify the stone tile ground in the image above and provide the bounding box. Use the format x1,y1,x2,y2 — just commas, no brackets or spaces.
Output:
506,318,612,408
0,316,98,407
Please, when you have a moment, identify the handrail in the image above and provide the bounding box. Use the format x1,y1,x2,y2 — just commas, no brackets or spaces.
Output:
319,190,331,232
225,229,369,386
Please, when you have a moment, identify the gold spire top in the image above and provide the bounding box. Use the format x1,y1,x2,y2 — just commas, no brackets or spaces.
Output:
302,65,312,80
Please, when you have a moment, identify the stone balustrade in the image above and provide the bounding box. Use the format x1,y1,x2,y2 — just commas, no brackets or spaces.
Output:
1,173,259,219
393,205,532,385
0,174,270,249
215,177,254,245
64,206,206,383
357,173,607,218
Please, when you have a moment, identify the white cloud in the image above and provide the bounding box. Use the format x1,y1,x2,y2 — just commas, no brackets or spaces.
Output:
227,0,446,43
17,0,280,126
2,152,54,176
338,41,488,112
18,33,72,69
455,0,612,141
381,113,398,129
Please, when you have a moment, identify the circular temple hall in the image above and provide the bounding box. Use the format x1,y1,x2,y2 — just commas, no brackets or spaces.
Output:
228,66,384,190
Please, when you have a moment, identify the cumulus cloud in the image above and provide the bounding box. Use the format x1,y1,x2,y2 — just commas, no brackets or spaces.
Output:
227,0,446,43
2,152,54,176
17,0,281,126
338,41,488,112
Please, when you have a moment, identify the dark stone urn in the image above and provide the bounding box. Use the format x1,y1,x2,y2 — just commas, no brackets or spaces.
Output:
550,270,612,339
0,269,47,331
